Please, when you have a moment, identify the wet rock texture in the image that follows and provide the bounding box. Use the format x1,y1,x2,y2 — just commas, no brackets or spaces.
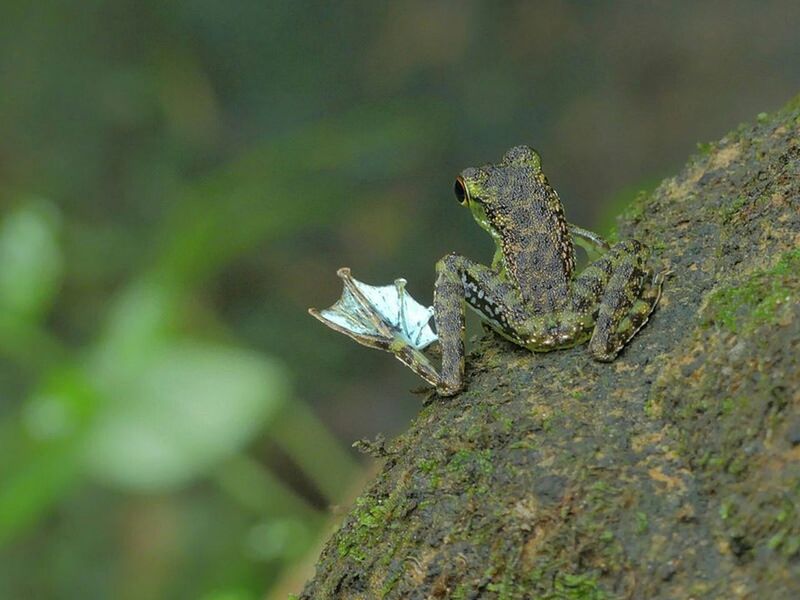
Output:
300,97,800,599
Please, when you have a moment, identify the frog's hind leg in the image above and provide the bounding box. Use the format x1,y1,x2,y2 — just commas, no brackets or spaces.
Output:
581,240,664,361
434,253,524,395
591,269,666,361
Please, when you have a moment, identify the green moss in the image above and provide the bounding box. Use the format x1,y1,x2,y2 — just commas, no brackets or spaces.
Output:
448,449,494,476
768,530,786,550
720,397,735,416
337,538,367,561
541,414,554,432
486,580,513,598
524,570,607,600
357,496,391,528
772,92,800,119
704,249,800,333
508,439,537,450
719,499,735,521
552,573,607,600
776,505,792,523
707,456,725,470
727,457,747,476
690,582,713,596
721,195,748,223
696,141,715,155
379,570,402,598
418,458,437,473
620,190,648,224
635,511,649,534
589,480,611,495
336,492,402,562
783,536,800,558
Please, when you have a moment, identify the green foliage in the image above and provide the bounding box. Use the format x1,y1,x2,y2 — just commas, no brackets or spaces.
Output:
84,342,288,491
0,202,62,321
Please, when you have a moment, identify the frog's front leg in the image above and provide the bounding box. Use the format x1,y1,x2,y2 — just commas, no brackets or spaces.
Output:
569,224,610,262
434,253,525,395
580,240,666,361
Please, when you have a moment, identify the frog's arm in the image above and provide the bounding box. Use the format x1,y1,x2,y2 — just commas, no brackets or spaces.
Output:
569,224,610,262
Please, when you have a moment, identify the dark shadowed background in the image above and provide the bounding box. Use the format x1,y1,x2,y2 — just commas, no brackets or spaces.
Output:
0,2,798,598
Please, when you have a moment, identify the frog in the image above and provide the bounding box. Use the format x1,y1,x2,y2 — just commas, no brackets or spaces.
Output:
310,145,666,397
428,145,666,395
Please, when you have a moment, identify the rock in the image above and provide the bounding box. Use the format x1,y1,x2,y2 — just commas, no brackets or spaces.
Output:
299,95,800,599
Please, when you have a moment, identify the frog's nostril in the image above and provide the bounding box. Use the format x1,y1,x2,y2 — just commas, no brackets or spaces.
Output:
454,176,469,205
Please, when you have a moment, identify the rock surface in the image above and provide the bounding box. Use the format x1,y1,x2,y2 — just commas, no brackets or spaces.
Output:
299,96,800,599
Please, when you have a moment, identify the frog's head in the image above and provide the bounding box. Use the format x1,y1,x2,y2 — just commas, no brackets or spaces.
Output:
453,145,543,238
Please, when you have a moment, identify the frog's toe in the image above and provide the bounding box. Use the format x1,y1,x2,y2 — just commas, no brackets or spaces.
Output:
588,340,619,362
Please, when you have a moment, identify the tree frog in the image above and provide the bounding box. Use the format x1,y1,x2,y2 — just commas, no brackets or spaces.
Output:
311,146,666,396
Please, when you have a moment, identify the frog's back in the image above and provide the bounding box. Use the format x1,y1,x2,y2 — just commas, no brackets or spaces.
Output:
484,151,576,313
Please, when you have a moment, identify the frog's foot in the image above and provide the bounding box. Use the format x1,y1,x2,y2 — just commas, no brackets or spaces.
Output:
309,268,446,391
588,254,667,361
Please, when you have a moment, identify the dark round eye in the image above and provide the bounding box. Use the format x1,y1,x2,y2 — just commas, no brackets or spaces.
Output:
454,176,469,205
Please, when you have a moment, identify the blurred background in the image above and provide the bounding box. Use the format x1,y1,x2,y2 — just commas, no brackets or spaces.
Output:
0,2,798,598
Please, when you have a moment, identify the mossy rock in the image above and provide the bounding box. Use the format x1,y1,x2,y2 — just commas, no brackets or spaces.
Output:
299,95,800,599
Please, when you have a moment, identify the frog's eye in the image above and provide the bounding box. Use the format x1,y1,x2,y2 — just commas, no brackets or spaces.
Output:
454,176,469,206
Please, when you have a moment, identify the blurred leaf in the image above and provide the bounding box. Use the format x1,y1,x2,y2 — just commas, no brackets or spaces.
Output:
0,367,100,545
91,278,181,384
0,313,66,370
200,590,256,600
22,365,100,441
84,342,289,492
244,517,312,562
0,440,81,545
0,200,62,321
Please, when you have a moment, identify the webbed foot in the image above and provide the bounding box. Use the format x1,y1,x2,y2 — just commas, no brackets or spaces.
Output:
309,268,453,393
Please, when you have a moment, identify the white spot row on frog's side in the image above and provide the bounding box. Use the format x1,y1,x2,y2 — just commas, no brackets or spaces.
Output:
461,272,511,331
461,273,479,297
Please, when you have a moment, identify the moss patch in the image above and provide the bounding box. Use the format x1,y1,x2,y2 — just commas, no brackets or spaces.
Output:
703,249,800,333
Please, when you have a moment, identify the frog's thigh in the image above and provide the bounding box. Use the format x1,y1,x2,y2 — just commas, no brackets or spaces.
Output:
587,243,654,361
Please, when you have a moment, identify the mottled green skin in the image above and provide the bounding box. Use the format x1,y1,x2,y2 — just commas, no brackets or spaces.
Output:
434,145,665,395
